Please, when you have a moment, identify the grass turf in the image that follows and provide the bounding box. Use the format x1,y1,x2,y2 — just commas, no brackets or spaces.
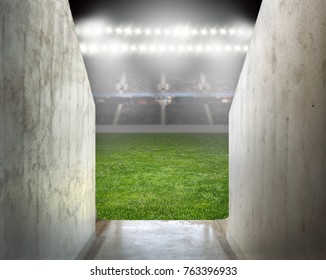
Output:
96,133,228,220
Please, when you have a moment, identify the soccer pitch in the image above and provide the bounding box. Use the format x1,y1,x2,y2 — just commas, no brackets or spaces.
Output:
96,133,228,220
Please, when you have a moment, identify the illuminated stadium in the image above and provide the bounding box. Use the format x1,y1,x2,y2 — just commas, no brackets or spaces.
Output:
76,20,253,131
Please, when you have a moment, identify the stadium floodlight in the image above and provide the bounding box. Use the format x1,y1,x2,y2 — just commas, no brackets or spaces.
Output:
191,29,198,35
164,28,171,35
220,28,227,35
105,27,113,34
87,22,104,37
225,45,232,51
235,45,242,52
177,45,186,53
139,44,147,52
237,28,244,36
116,27,123,34
187,45,193,52
89,43,99,54
154,28,162,35
135,28,142,35
145,28,152,35
171,26,187,37
210,28,217,35
79,43,250,55
172,27,179,36
80,43,88,54
195,45,203,52
80,27,91,37
158,45,167,53
100,44,109,52
76,21,254,39
122,44,129,52
201,29,208,35
205,45,212,52
124,27,132,35
109,43,120,53
168,45,176,52
149,44,157,52
214,44,222,52
229,28,236,35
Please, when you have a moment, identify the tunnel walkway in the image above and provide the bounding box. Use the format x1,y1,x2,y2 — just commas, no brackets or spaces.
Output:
85,220,236,260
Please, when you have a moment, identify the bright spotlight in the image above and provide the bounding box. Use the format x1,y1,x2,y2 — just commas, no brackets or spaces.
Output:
201,29,208,35
172,27,179,36
145,28,152,35
235,45,242,52
158,45,167,52
180,27,190,37
225,45,232,51
164,28,171,35
81,26,91,36
243,45,249,52
139,44,147,52
130,45,137,52
135,28,142,35
168,45,176,52
116,27,123,34
214,45,222,52
237,28,244,36
105,27,113,34
154,28,162,35
205,45,212,52
89,43,99,54
195,45,203,52
90,23,104,36
210,29,217,35
220,28,227,35
178,45,186,53
124,27,132,35
100,44,109,52
80,43,88,54
229,28,236,35
149,44,157,52
121,45,129,52
191,29,198,35
109,44,120,53
187,45,194,52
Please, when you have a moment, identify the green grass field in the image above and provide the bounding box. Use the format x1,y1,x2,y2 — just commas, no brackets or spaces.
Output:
96,133,229,220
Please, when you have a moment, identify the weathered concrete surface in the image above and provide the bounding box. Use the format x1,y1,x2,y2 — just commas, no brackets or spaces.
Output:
0,0,95,259
228,0,326,259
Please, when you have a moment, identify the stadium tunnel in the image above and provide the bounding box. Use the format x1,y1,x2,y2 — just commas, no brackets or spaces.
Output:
1,0,326,259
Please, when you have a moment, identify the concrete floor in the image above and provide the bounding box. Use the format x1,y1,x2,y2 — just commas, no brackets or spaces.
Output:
85,220,237,260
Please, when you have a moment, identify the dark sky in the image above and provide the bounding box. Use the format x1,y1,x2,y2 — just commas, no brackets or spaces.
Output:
68,0,262,25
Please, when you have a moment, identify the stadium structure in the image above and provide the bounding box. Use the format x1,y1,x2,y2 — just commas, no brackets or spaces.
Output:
76,21,253,132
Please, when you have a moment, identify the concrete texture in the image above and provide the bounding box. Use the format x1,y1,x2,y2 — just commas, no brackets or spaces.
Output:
0,0,95,259
228,0,326,259
86,220,236,260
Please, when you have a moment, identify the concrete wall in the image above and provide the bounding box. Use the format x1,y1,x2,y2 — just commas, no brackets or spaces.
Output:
0,0,96,259
228,0,326,259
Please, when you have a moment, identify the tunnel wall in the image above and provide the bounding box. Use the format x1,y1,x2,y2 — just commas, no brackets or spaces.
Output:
228,0,326,259
0,0,95,259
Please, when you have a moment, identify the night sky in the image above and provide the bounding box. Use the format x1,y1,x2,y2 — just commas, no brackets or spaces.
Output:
68,0,262,25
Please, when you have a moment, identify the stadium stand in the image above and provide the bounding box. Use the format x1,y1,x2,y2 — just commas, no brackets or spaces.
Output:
166,103,209,124
95,98,118,124
118,103,161,124
209,102,231,125
85,55,237,126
